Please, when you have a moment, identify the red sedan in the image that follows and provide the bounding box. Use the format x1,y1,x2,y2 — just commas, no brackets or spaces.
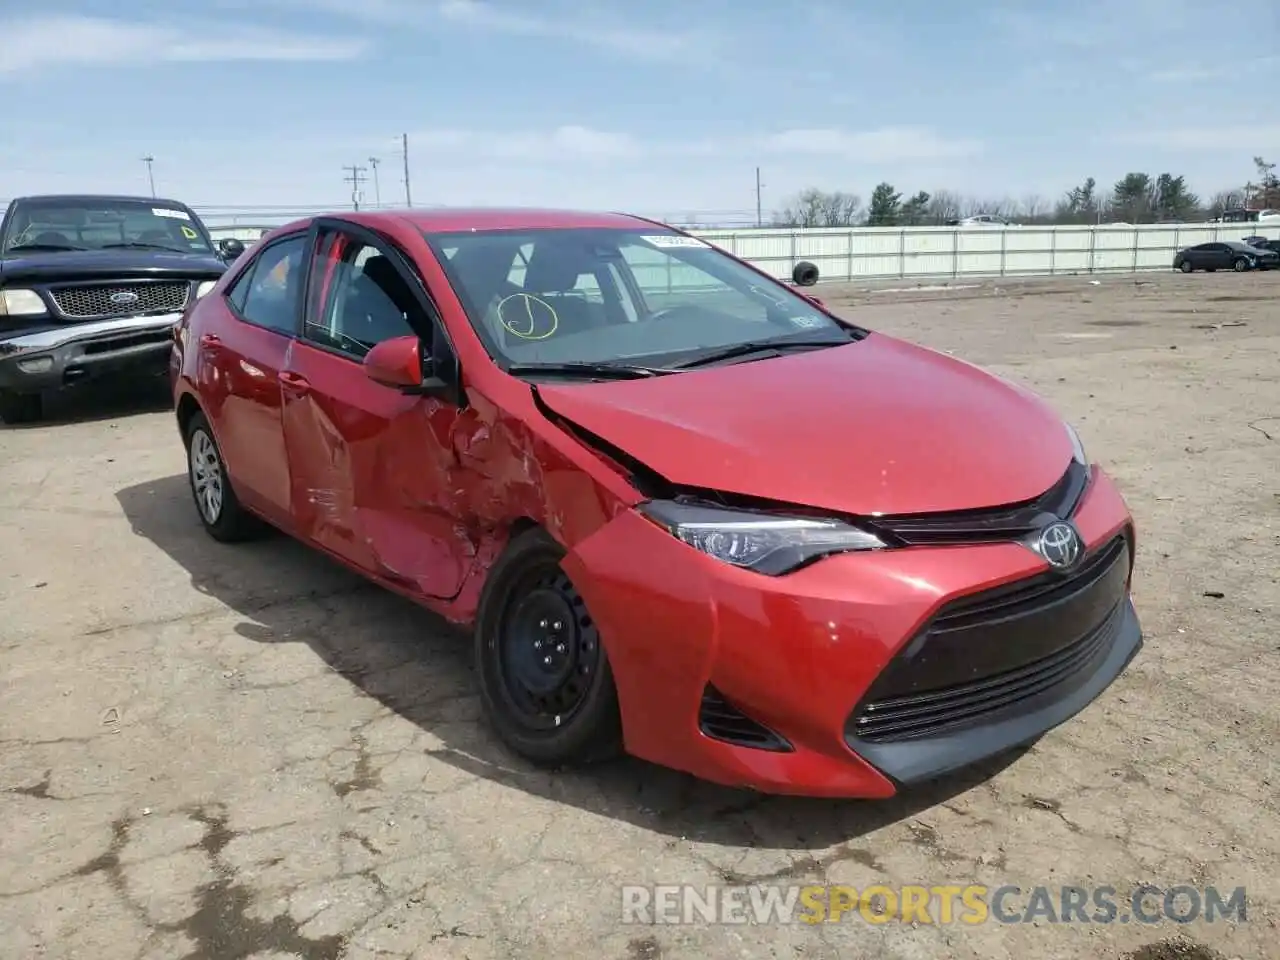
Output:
170,208,1142,797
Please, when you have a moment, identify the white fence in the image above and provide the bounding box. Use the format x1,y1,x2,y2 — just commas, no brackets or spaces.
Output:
206,221,1278,284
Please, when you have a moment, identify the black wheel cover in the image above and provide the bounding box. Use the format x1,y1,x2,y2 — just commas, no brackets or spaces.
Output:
490,561,601,733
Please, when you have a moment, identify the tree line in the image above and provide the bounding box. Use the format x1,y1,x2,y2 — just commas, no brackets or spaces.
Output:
773,157,1280,228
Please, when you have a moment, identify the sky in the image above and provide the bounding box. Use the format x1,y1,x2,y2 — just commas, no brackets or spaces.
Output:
0,0,1276,221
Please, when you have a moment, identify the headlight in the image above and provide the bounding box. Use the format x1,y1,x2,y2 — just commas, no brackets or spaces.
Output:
637,500,885,575
0,288,47,316
1065,422,1087,465
195,280,217,299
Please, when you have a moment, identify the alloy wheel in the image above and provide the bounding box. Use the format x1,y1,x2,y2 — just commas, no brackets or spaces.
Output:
189,428,224,525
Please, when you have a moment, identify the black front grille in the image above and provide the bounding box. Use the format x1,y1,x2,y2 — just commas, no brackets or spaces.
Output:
699,686,791,751
50,282,190,320
848,534,1130,744
872,461,1090,545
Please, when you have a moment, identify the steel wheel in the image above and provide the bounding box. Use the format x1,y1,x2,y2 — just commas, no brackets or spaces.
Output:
474,527,622,766
189,427,224,524
493,563,601,731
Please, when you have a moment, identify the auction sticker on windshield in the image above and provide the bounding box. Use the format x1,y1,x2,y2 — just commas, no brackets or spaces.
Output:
642,235,709,248
153,208,191,220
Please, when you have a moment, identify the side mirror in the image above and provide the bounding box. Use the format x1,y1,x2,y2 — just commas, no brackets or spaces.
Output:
218,237,246,261
792,260,820,286
363,335,454,399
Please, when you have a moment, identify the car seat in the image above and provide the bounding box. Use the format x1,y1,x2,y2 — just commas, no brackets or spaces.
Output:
516,243,605,340
342,255,413,346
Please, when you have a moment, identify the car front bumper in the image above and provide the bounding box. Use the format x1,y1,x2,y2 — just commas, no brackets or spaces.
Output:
0,312,181,393
562,467,1142,798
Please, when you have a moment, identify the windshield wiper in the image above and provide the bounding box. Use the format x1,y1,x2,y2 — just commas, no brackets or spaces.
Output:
503,361,672,380
5,242,88,252
102,242,186,252
669,336,851,370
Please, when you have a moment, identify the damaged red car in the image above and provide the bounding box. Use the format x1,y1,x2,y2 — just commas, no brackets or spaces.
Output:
170,208,1142,798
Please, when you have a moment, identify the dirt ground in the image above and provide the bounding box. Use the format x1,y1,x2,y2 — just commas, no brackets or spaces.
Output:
1,269,1277,960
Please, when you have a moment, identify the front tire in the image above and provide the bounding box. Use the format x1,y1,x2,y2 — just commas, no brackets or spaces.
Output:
0,390,43,425
474,527,623,766
1179,260,1193,273
184,411,264,542
1233,257,1250,272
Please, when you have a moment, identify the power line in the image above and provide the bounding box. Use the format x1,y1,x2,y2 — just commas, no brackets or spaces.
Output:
342,164,367,211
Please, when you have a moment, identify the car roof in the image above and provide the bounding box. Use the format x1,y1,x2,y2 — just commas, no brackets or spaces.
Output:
279,207,670,236
9,193,196,208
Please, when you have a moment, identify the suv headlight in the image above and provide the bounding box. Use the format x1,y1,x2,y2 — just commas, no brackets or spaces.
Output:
0,288,47,316
1065,422,1087,465
195,280,217,299
637,500,885,575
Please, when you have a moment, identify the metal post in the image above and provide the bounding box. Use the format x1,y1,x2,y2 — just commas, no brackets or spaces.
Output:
141,156,155,197
402,133,412,207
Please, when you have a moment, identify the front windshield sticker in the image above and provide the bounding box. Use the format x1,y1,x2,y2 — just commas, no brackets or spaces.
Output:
789,314,827,329
641,234,709,248
152,207,191,220
180,225,199,240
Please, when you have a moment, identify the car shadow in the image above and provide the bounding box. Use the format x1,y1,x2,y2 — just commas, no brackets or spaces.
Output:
0,376,171,430
115,473,1024,850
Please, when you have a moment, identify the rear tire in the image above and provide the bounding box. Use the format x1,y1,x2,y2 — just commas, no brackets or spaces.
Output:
184,411,265,542
474,527,623,767
1179,260,1193,273
1233,257,1249,272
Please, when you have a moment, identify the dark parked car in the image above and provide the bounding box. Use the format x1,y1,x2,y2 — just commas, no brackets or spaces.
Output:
0,194,246,423
1244,236,1280,256
169,206,1142,798
1173,240,1279,273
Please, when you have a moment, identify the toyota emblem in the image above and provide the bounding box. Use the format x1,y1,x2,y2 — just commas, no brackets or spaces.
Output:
1036,521,1083,569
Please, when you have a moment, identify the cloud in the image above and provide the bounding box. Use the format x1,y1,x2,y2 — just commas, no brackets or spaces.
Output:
247,0,713,62
1113,126,1280,152
0,15,367,74
759,127,983,162
404,124,982,165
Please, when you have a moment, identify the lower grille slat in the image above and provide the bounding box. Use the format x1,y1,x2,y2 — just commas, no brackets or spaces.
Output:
848,532,1132,745
50,281,189,320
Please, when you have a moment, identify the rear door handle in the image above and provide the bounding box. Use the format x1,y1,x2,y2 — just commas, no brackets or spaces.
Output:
278,371,311,394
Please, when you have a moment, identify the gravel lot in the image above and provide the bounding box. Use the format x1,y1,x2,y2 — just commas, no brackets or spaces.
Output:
2,270,1277,960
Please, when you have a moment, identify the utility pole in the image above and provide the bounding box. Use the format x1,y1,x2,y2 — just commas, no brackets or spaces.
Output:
755,167,763,227
141,156,156,197
343,164,367,211
368,157,381,207
401,133,412,207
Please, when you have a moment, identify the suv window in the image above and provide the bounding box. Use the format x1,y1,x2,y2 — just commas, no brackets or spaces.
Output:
305,234,417,359
232,235,307,333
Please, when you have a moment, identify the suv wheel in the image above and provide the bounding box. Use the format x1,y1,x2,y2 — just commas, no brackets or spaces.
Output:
184,411,265,542
0,390,43,425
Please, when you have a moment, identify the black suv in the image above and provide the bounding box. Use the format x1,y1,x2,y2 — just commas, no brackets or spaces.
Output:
0,194,246,423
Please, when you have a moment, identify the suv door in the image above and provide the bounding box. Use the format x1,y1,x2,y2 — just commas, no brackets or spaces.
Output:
281,220,474,598
202,232,309,526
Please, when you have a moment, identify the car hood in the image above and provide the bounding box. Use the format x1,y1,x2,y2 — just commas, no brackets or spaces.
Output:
535,334,1076,516
0,249,226,283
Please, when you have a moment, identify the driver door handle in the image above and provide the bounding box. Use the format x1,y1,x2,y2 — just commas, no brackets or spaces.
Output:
278,371,311,395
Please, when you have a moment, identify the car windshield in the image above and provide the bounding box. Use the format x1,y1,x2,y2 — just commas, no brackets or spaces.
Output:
424,227,858,370
1,198,213,255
